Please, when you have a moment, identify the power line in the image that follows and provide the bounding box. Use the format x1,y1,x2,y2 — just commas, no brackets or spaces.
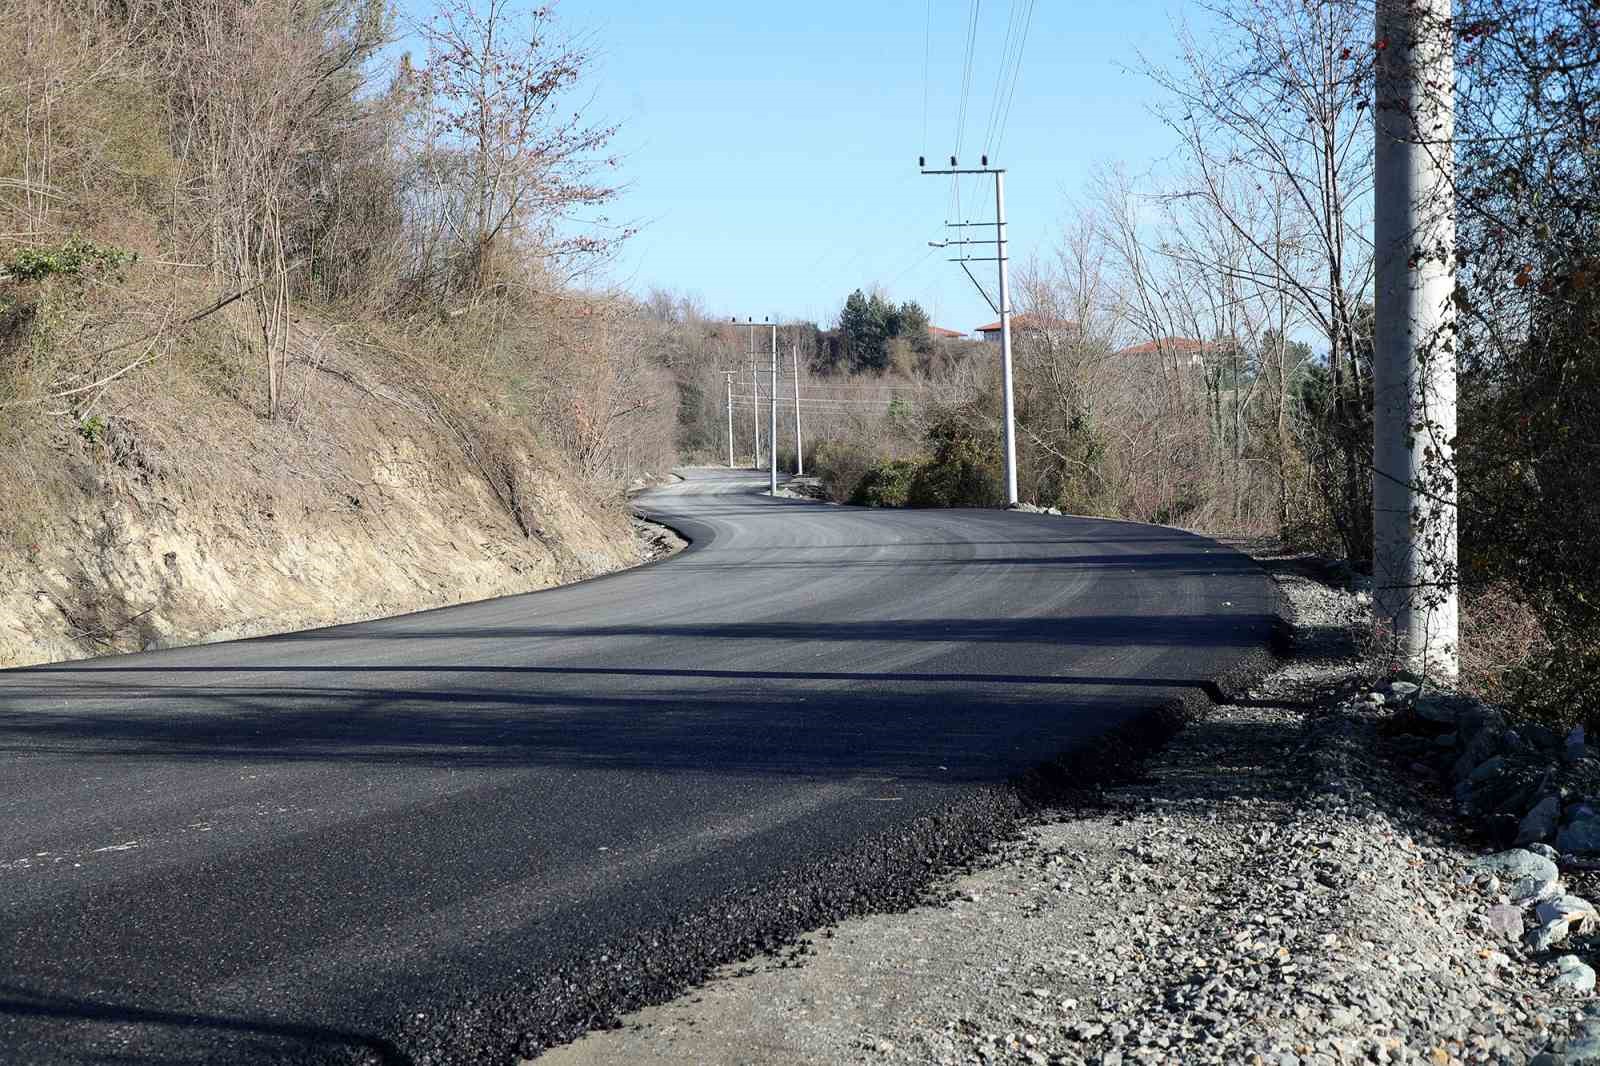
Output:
921,0,933,152
951,0,983,227
992,0,1037,159
733,396,927,407
954,0,982,161
796,383,964,391
981,0,1024,156
884,245,940,291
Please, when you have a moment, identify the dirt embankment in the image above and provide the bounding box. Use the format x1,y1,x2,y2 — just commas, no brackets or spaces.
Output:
0,321,652,669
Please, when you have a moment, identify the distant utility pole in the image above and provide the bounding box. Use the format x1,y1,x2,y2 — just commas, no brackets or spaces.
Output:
791,342,804,477
769,324,779,497
737,317,761,469
724,370,736,468
751,360,761,469
1373,0,1458,678
918,155,1019,506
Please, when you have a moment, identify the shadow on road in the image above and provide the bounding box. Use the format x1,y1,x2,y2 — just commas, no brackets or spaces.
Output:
0,982,410,1066
7,612,1275,651
2,610,1275,777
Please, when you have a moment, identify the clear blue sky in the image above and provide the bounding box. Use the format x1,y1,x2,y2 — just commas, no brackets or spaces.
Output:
401,2,1203,332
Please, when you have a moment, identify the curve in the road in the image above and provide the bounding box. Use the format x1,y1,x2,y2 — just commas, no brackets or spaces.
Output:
0,470,1279,1064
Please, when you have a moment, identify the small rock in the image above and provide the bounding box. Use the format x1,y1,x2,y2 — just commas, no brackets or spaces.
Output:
1554,955,1598,995
1389,680,1421,701
1564,1020,1600,1064
1537,894,1599,933
1519,796,1563,846
1415,696,1457,725
1455,728,1503,782
1529,842,1561,861
1486,903,1524,941
1471,848,1559,893
1530,916,1571,952
1470,755,1508,784
1558,812,1600,855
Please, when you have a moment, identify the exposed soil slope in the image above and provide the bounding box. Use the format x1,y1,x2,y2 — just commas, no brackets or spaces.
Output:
0,316,645,668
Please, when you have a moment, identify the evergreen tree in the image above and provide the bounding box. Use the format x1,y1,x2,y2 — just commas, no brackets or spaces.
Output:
897,301,934,355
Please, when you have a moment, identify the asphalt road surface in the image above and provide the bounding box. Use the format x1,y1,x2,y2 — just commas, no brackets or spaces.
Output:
0,470,1277,1064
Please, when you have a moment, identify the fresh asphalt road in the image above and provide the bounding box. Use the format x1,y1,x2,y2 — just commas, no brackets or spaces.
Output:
0,469,1276,1064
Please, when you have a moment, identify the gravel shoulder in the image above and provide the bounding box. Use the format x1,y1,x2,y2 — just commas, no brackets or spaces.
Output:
537,543,1591,1066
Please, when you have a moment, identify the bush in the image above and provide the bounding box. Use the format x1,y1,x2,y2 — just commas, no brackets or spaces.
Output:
907,414,1003,508
1503,638,1600,734
850,460,918,507
808,439,877,504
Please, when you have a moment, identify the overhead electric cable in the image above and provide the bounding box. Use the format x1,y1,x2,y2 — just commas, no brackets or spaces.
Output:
921,0,933,151
954,0,982,160
981,0,1024,156
993,0,1037,158
951,0,982,226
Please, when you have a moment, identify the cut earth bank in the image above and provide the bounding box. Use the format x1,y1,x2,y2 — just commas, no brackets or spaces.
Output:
0,404,679,668
541,544,1600,1066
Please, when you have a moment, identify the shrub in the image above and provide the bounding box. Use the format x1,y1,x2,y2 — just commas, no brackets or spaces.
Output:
850,460,918,508
4,238,134,283
907,414,1003,508
808,439,878,504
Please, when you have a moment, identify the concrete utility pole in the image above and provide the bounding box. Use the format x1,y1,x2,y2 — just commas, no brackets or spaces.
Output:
769,324,779,497
1373,0,1458,679
993,170,1019,506
918,156,1020,506
791,342,804,477
724,371,735,468
750,362,761,470
736,317,760,469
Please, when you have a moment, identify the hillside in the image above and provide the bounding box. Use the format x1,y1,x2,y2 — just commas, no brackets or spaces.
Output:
0,304,654,667
0,0,677,666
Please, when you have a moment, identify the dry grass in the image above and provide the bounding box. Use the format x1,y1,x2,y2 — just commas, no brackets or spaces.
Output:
1459,580,1553,703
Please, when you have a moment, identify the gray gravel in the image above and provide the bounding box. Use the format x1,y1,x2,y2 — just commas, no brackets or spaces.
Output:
539,545,1593,1066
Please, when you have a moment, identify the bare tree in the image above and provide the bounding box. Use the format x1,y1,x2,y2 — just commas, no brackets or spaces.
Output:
414,0,623,300
166,0,384,418
1146,0,1375,557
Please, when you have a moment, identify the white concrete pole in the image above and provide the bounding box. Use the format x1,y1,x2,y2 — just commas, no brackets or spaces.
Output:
1373,0,1458,679
792,342,804,476
769,325,779,496
725,372,735,468
751,362,760,470
994,170,1020,506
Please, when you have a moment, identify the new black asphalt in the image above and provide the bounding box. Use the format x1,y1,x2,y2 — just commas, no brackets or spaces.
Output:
0,470,1279,1064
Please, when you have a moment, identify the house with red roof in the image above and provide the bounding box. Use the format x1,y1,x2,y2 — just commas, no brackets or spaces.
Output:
1115,336,1211,367
973,314,1079,344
